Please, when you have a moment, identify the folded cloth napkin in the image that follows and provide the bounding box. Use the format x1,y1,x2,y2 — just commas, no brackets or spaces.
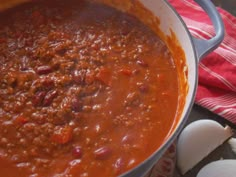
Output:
169,0,236,124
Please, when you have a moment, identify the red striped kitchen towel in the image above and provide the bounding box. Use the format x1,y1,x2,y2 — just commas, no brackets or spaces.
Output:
169,0,236,123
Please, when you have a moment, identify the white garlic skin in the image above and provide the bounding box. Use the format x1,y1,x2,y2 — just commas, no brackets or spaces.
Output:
177,119,233,174
197,160,236,177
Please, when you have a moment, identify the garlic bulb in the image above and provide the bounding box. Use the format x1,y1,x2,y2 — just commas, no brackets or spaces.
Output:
177,119,233,174
197,160,236,177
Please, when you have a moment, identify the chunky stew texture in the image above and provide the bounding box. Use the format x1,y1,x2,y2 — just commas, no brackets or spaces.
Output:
0,0,180,176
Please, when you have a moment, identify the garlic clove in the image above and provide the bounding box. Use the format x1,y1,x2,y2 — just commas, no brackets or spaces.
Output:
177,119,233,175
197,160,236,177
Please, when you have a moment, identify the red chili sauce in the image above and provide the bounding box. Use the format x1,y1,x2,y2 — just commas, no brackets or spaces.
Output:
0,0,179,176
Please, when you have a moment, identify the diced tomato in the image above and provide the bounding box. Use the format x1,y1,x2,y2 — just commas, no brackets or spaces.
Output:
51,126,73,144
96,67,112,86
119,68,132,76
14,116,29,125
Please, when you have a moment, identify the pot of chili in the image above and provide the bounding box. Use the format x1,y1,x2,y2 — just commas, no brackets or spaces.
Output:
0,0,224,177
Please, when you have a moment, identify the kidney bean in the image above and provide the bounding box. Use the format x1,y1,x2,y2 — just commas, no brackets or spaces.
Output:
43,90,58,106
124,92,140,107
71,97,83,112
72,146,83,159
32,91,47,107
120,27,131,36
114,157,125,175
11,154,21,163
127,158,136,168
136,59,148,67
36,65,53,75
72,70,86,84
138,83,149,93
18,38,26,48
121,134,134,144
56,48,67,56
94,146,112,160
20,56,29,71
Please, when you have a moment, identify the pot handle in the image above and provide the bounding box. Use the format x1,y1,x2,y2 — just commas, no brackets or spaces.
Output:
192,0,225,60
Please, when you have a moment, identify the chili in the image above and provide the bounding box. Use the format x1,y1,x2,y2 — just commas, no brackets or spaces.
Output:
0,0,179,176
